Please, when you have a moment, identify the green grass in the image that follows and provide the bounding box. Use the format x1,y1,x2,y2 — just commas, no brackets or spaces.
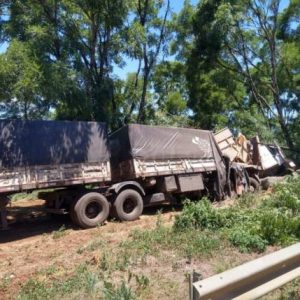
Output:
174,177,300,253
122,225,222,260
17,177,300,299
10,191,40,202
52,225,68,240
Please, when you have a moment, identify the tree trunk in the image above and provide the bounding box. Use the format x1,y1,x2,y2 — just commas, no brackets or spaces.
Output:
137,71,149,123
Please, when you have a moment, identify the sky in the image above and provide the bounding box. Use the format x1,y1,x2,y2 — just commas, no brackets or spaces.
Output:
0,0,290,79
114,0,198,79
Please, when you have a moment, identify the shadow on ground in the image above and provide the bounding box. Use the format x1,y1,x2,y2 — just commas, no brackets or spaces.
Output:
0,202,183,244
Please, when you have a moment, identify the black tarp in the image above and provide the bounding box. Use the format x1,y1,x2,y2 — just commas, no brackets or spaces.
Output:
110,124,227,197
110,124,222,161
0,120,109,168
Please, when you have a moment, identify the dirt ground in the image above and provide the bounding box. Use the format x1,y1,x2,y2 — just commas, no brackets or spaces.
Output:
0,199,280,299
0,199,184,299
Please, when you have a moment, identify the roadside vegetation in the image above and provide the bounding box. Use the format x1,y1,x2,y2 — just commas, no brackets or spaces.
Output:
15,177,300,299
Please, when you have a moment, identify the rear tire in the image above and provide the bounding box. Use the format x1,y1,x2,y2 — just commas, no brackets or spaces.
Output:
72,192,110,229
249,177,260,192
112,189,143,221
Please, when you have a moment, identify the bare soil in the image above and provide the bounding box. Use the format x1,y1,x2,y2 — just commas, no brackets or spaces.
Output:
0,198,276,299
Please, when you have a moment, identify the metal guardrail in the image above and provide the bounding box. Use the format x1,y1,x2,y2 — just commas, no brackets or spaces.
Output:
190,243,300,300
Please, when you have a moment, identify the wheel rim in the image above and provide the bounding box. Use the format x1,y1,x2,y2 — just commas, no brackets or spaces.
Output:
85,201,102,219
123,198,136,214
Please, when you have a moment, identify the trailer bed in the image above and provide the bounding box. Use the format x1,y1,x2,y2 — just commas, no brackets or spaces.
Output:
110,124,226,181
0,120,111,194
115,158,217,179
0,162,111,193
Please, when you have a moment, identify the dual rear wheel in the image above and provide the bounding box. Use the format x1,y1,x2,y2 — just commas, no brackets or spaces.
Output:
111,189,144,221
70,189,144,228
70,192,110,229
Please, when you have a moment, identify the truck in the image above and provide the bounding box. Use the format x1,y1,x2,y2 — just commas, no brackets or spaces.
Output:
0,121,251,230
214,128,297,188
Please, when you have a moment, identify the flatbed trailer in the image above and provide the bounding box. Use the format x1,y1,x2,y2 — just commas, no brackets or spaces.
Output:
0,122,252,230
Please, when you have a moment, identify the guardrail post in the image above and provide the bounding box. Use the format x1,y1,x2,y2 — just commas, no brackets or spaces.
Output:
189,270,202,300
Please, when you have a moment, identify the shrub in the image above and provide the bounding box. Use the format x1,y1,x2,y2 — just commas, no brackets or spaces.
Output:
173,178,300,253
228,228,267,253
262,178,300,216
174,199,225,231
259,211,299,245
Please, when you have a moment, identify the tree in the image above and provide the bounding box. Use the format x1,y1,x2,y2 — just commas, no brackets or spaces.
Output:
127,0,171,123
4,0,130,125
188,0,299,149
113,73,144,126
0,40,49,119
170,0,194,61
152,61,187,114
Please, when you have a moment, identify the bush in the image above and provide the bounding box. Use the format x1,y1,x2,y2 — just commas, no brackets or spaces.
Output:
173,199,225,231
259,211,299,245
228,228,267,253
173,178,300,253
262,178,300,216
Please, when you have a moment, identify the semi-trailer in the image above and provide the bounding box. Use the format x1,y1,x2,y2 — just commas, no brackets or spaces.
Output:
0,121,252,229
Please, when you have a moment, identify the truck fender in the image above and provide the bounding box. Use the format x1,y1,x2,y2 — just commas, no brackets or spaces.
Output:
108,181,146,196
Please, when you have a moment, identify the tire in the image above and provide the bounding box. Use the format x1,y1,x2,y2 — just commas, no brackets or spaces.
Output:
72,192,110,229
249,177,260,192
70,200,80,226
112,189,143,221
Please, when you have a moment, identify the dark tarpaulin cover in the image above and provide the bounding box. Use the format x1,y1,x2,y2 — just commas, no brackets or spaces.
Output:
110,124,221,161
110,124,226,196
0,120,110,168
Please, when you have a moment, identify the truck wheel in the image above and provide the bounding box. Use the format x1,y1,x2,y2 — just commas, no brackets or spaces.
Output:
249,177,260,192
73,192,110,229
113,189,143,221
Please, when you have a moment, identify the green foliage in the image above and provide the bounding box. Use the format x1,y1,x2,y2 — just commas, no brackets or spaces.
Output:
122,216,221,259
19,264,100,300
103,280,136,300
187,0,299,148
259,211,298,245
228,228,267,253
174,178,300,253
0,40,49,119
263,177,300,215
19,260,139,300
10,191,40,202
1,0,299,145
173,198,225,230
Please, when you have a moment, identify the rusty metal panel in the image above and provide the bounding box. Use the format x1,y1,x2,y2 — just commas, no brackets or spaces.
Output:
133,158,217,178
0,162,111,193
178,174,204,193
111,158,217,180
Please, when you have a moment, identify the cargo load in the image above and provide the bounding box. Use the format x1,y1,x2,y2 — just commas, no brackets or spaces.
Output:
110,124,226,189
214,127,296,177
0,120,111,193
